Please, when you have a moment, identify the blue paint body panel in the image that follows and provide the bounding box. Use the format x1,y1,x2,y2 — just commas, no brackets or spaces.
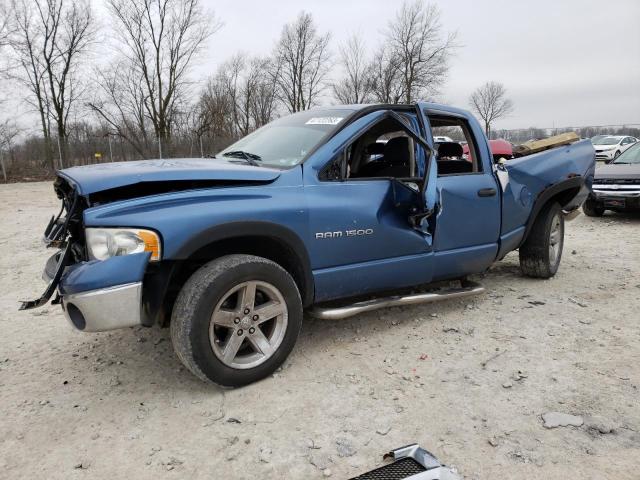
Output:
59,252,151,295
56,102,596,305
314,253,433,301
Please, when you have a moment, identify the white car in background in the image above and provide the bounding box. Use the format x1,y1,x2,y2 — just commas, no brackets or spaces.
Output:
592,135,638,162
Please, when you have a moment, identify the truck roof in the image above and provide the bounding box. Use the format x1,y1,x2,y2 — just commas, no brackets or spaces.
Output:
310,102,473,118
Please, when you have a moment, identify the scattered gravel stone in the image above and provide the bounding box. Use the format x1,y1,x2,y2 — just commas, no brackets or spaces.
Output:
335,437,356,457
511,370,528,382
309,452,331,470
488,437,499,447
568,297,588,308
376,425,392,436
542,412,584,428
502,381,513,388
259,446,272,463
585,417,616,436
323,468,332,477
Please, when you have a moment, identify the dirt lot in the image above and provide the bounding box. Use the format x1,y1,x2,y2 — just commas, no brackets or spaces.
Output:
1,181,639,480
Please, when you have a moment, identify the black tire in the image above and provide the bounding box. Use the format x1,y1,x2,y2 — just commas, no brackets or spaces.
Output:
614,150,621,159
582,199,605,217
170,254,303,387
519,202,565,278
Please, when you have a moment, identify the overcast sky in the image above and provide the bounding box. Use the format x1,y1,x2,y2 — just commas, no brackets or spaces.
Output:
188,0,640,130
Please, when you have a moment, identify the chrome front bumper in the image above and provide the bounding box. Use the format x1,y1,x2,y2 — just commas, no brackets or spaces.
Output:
592,187,640,198
61,282,143,332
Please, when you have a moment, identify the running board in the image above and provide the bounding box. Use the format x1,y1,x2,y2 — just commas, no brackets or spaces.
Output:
309,280,484,320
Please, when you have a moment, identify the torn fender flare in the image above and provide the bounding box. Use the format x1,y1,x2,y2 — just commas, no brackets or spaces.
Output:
58,252,151,296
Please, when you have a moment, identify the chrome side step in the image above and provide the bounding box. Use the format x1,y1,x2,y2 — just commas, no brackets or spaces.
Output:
309,280,484,320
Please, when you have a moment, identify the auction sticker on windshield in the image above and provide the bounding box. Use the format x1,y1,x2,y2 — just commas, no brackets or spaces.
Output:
306,117,343,125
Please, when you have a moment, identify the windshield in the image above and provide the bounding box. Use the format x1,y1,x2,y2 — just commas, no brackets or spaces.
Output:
217,109,355,168
613,143,640,164
593,136,621,145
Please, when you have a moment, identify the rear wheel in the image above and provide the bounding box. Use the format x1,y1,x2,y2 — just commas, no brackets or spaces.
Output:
170,254,303,387
519,202,564,278
582,199,605,217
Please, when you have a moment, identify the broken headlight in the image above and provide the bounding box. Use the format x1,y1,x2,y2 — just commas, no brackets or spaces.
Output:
85,228,161,262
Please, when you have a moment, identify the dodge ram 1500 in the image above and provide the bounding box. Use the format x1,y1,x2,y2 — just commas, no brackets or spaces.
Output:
21,103,595,386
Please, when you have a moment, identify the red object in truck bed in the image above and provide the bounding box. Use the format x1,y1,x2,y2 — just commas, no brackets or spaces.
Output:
463,139,513,158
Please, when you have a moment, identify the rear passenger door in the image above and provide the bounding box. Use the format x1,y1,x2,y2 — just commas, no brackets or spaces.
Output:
419,107,501,280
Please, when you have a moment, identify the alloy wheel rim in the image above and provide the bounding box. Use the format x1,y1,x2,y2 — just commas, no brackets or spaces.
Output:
548,214,562,265
209,280,288,369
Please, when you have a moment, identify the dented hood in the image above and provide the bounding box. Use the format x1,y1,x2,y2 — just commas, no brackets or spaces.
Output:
57,158,282,196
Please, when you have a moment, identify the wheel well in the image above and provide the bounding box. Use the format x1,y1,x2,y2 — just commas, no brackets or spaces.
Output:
520,179,583,247
159,235,313,326
549,186,581,210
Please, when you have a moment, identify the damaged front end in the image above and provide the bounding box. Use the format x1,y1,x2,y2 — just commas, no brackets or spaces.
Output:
20,177,86,310
20,175,155,333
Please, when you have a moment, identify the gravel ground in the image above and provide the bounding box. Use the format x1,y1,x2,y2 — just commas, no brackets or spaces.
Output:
1,181,639,479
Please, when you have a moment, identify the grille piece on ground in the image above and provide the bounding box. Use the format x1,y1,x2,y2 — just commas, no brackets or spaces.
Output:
350,444,461,480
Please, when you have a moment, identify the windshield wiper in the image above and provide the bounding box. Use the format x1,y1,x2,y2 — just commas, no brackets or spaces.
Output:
222,150,262,166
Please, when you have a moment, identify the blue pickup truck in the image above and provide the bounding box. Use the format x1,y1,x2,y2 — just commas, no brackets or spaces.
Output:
22,103,595,386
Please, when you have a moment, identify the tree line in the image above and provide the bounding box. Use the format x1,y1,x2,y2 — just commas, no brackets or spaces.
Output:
0,0,466,177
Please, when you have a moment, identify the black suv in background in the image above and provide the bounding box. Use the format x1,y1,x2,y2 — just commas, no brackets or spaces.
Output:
584,143,640,216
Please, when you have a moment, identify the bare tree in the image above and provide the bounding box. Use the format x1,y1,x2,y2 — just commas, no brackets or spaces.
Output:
386,1,457,103
332,34,372,104
0,0,10,50
8,0,94,168
0,119,20,180
469,81,514,139
249,57,279,128
9,0,53,167
274,11,331,113
214,54,279,137
370,45,405,104
89,0,221,156
88,61,155,158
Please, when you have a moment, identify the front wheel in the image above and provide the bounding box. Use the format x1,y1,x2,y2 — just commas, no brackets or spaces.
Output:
519,202,564,278
614,150,621,159
582,198,605,217
170,254,303,387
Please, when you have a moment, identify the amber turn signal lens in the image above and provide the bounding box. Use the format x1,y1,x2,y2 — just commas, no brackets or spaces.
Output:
137,230,161,261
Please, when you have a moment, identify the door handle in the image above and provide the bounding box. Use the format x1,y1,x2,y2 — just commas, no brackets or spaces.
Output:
477,188,496,197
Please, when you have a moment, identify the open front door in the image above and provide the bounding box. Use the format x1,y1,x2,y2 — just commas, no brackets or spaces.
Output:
303,108,439,302
383,111,438,238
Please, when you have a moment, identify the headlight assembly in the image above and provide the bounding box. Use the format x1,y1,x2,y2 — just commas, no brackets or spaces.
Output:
85,228,161,261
